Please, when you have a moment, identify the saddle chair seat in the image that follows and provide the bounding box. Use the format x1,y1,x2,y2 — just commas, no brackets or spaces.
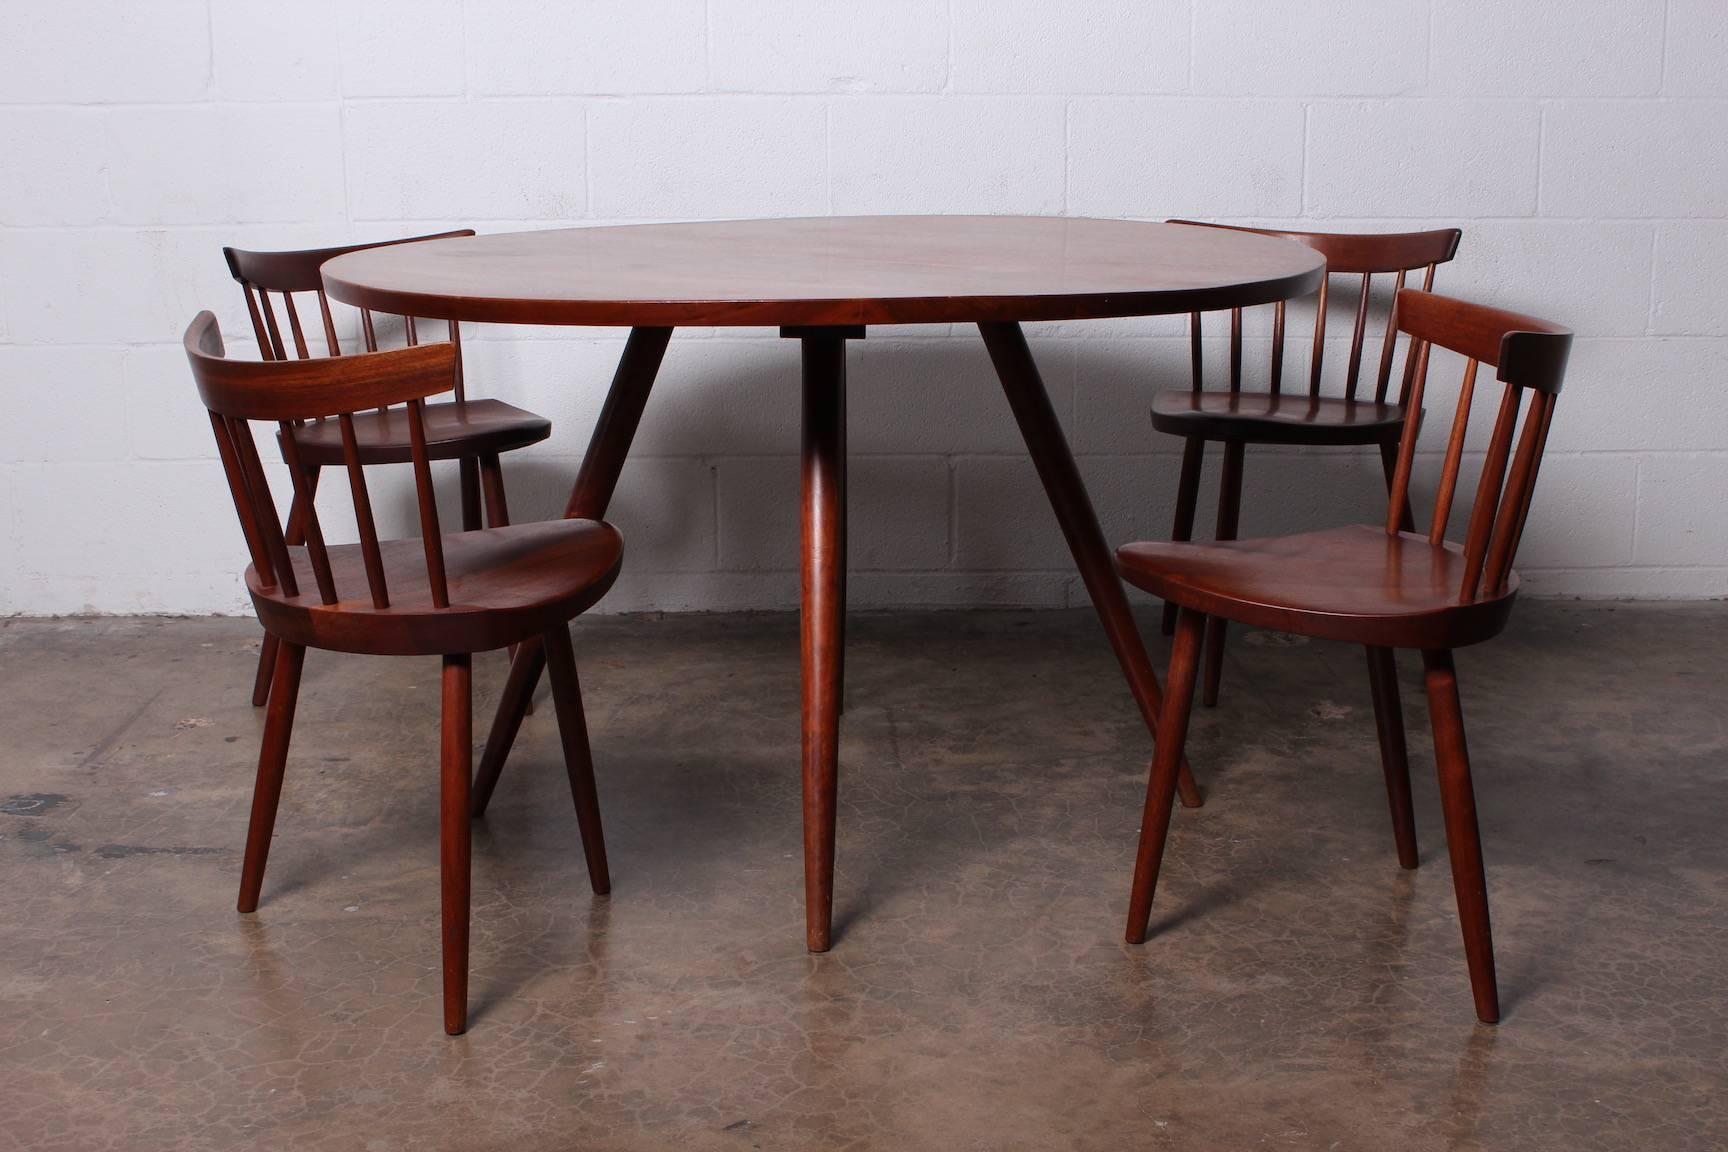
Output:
1118,524,1517,650
285,398,551,467
1150,390,1407,446
249,519,623,657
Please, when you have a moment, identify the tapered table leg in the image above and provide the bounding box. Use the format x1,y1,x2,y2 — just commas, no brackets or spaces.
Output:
978,322,1203,808
475,326,673,804
796,329,850,952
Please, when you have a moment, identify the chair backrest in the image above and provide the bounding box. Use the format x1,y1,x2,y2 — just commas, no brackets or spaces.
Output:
223,230,475,401
184,311,459,609
1382,290,1572,602
1168,221,1462,406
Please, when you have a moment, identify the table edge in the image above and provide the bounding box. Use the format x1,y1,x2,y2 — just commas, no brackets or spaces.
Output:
320,265,1327,328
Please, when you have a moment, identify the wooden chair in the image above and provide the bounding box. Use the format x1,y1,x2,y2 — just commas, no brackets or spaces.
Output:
225,231,553,707
1118,290,1572,1023
184,311,620,1035
1151,222,1462,707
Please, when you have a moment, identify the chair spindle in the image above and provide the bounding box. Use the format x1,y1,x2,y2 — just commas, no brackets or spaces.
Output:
1228,308,1243,392
1188,312,1203,391
258,292,288,362
277,422,338,605
229,418,299,598
338,412,390,609
1345,273,1372,400
1429,358,1479,545
1270,300,1286,394
1483,391,1556,596
448,320,465,402
1308,274,1330,398
208,411,274,580
406,398,450,609
1373,269,1408,403
1459,382,1524,599
241,285,275,361
1385,339,1431,535
283,292,311,359
316,290,342,358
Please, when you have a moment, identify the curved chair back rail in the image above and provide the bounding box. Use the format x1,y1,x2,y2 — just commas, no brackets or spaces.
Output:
185,311,459,611
224,229,475,400
1167,220,1462,405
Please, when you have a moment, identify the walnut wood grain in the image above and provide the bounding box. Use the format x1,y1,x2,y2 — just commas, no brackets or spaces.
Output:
322,216,1324,328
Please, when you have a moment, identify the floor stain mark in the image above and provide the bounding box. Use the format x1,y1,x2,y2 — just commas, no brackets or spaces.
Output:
0,793,70,817
14,823,79,853
1244,631,1309,648
94,844,227,859
76,689,164,773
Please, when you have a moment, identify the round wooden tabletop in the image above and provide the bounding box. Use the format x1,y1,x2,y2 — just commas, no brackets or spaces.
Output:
321,216,1326,329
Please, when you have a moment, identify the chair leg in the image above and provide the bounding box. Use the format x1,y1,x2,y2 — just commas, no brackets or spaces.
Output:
1161,437,1205,636
251,632,280,708
238,641,304,913
471,640,546,817
1422,649,1500,1024
1125,608,1206,944
1366,646,1419,870
459,458,483,533
251,466,319,706
836,427,847,717
477,453,510,529
542,625,611,895
476,452,529,708
440,653,473,1036
1201,442,1245,707
283,464,319,544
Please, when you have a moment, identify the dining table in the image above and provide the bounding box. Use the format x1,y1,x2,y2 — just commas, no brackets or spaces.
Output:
321,215,1327,952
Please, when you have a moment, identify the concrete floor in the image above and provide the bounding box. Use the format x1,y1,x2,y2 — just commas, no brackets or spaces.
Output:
0,604,1723,1151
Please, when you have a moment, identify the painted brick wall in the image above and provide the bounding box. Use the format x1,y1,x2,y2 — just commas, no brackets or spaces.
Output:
2,0,1723,614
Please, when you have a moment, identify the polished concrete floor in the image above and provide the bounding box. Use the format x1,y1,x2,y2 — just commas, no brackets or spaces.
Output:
0,604,1724,1151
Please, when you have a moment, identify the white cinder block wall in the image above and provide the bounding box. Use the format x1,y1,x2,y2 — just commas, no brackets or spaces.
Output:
2,0,1724,614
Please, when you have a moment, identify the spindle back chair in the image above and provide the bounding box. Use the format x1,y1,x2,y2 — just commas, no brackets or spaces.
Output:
192,311,460,620
225,230,471,380
224,231,553,704
186,312,620,1034
1116,290,1572,1023
1151,222,1463,706
1173,222,1461,408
